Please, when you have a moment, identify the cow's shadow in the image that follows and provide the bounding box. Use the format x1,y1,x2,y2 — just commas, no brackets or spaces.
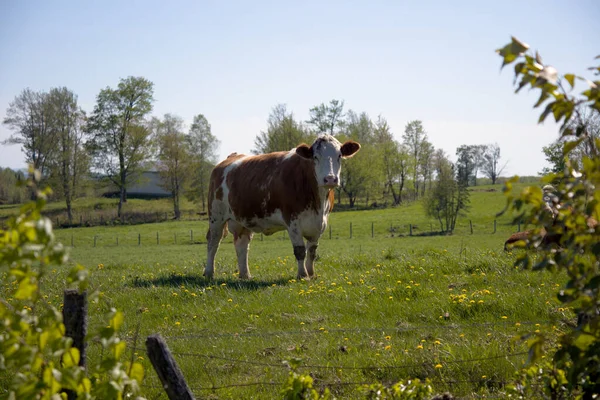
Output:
130,273,290,290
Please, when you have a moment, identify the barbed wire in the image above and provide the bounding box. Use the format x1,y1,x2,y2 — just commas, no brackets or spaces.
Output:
123,319,555,342
132,345,528,372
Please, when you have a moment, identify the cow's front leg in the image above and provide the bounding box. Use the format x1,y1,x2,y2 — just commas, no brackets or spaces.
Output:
288,223,308,279
305,239,319,278
230,222,253,279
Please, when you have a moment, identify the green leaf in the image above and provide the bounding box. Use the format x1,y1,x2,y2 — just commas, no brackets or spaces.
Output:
127,362,144,383
15,278,37,300
539,102,555,123
573,333,595,351
62,347,80,368
563,138,583,155
564,74,575,89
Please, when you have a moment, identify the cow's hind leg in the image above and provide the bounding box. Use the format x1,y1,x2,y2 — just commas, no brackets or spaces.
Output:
288,223,308,279
205,220,226,279
305,238,319,278
229,221,253,279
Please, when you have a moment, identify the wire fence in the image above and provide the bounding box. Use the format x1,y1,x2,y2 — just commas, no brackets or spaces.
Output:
53,218,525,248
115,319,555,398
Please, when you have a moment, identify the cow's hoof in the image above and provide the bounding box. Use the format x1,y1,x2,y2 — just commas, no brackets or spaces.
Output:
239,274,252,280
203,271,214,280
297,274,310,281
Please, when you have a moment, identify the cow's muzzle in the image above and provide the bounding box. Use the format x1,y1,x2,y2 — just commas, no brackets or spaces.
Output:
323,175,339,188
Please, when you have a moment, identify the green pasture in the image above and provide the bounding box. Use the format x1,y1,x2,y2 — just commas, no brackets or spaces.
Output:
2,183,569,398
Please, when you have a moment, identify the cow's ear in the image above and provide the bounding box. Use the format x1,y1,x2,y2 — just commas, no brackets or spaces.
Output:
341,141,361,158
296,144,313,159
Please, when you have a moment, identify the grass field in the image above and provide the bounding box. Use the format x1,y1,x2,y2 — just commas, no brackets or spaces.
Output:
2,183,569,398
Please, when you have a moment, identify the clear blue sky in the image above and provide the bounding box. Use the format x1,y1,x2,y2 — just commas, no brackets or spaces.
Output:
1,0,598,176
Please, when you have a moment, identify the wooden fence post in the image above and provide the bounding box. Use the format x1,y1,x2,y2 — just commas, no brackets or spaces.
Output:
409,224,413,236
470,220,473,235
63,290,88,400
146,334,195,400
63,290,87,368
371,222,374,238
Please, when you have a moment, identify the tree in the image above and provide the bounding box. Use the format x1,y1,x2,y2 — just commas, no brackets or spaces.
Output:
307,99,345,135
481,143,506,184
374,116,408,205
152,114,190,219
418,140,435,197
455,144,487,187
497,36,600,398
187,114,220,211
0,168,27,204
253,104,311,154
338,111,380,207
86,76,154,218
402,120,430,198
423,150,469,233
541,107,600,175
2,89,57,182
45,87,88,224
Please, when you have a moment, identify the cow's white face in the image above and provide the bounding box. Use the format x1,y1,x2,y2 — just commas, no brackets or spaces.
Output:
296,135,361,188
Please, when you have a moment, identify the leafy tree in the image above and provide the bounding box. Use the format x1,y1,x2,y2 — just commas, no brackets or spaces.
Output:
0,168,27,204
152,114,190,219
402,120,431,199
253,104,311,154
418,140,435,197
455,144,487,187
423,150,469,233
541,107,600,175
481,143,506,184
307,99,345,135
86,76,154,218
497,36,600,398
374,115,408,205
187,114,221,211
2,89,58,183
338,111,380,207
0,171,145,399
45,87,88,224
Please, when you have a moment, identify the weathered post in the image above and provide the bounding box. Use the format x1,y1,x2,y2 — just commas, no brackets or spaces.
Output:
62,290,88,400
146,334,195,400
470,220,473,235
63,290,87,367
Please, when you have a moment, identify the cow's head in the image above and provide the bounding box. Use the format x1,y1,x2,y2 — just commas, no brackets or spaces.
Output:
295,135,361,188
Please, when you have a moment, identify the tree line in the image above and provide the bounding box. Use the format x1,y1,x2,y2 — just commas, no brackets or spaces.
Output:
3,77,507,232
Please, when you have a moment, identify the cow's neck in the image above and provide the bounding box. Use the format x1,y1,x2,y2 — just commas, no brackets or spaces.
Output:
318,187,333,215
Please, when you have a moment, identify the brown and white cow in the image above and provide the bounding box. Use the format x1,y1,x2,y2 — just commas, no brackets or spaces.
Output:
204,135,361,280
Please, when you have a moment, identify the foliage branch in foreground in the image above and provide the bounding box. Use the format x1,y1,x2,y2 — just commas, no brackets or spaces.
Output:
497,37,600,398
0,169,145,399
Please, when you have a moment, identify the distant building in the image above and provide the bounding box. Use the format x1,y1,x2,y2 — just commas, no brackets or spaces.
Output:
101,171,171,199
